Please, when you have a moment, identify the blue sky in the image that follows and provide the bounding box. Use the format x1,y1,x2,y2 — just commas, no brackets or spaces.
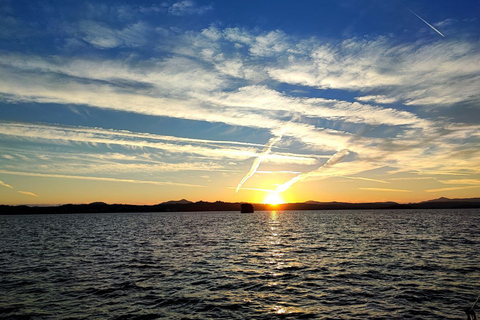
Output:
1,0,479,205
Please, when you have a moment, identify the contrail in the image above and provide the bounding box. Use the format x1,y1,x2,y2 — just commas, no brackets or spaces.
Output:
406,7,445,37
276,149,350,193
228,186,276,193
234,129,287,194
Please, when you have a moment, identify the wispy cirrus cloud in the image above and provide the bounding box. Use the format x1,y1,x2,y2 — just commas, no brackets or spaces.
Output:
18,190,39,197
266,37,480,109
0,121,316,165
421,179,480,194
5,160,235,176
0,170,205,188
0,180,13,188
405,6,445,38
276,149,350,193
438,179,480,185
196,85,427,128
235,128,287,193
355,95,399,105
78,21,149,49
167,0,212,16
425,186,479,193
1,22,479,197
341,176,390,184
359,188,412,193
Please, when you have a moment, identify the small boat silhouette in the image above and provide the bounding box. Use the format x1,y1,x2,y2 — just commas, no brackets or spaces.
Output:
240,203,254,213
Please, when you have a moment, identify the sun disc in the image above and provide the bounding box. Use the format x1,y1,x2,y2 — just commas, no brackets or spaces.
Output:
264,193,285,205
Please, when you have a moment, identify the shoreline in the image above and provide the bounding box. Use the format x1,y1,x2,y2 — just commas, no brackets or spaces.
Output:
1,198,480,215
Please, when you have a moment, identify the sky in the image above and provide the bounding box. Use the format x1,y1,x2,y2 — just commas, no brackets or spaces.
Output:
0,0,479,205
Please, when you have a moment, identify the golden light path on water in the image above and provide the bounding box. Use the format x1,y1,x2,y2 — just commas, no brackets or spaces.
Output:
265,210,305,316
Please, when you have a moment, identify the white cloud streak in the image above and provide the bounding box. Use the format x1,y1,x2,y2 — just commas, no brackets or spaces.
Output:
406,7,445,37
0,121,316,165
266,38,480,107
341,176,389,184
168,0,212,16
0,180,13,188
359,188,412,193
228,186,276,193
78,21,148,49
276,149,350,193
355,95,399,105
0,170,205,188
18,191,39,197
256,170,302,175
438,179,480,185
0,24,479,196
235,128,287,193
425,186,479,193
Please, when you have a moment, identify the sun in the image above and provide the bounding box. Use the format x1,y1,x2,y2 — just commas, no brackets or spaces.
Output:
263,192,285,205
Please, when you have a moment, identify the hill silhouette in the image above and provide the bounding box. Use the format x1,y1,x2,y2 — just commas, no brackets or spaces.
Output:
1,198,480,215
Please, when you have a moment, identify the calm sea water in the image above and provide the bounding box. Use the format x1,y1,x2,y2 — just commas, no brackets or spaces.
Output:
0,209,479,320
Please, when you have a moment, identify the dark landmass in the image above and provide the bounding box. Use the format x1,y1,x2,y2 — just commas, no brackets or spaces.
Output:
241,203,254,213
1,198,480,215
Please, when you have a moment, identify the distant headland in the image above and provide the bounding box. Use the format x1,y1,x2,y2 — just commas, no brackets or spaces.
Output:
1,197,480,215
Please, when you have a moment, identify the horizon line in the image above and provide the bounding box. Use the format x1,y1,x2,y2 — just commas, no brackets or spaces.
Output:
2,196,479,208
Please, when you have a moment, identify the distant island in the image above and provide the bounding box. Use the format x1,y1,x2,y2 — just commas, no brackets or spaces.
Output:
1,197,480,215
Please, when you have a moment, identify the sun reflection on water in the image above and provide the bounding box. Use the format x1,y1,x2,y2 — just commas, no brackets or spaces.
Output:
271,210,278,221
263,211,312,317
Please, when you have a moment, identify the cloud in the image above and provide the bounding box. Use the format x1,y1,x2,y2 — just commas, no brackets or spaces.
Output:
18,191,39,197
1,170,205,188
438,179,480,185
223,27,254,45
16,161,235,176
434,19,456,28
0,63,360,155
0,180,13,188
266,37,480,108
198,85,427,128
0,53,228,96
389,177,436,181
341,176,389,184
405,6,445,38
235,128,286,193
78,21,148,49
355,95,399,105
425,186,479,193
250,30,289,57
359,188,412,193
228,186,275,193
168,1,212,16
0,13,21,38
276,149,350,193
0,25,479,195
2,17,479,116
0,121,316,165
256,170,302,175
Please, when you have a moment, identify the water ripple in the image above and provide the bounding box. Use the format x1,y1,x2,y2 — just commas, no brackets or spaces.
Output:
1,209,479,319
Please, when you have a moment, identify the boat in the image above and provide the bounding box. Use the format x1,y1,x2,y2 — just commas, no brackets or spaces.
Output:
240,203,254,213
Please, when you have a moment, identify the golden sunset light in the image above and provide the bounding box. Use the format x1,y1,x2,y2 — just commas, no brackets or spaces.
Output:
263,192,285,205
0,0,478,206
1,1,479,319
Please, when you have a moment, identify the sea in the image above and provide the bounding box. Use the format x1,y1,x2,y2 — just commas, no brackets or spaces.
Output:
0,209,479,320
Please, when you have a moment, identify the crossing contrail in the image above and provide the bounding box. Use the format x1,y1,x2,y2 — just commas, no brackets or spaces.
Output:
406,7,445,37
275,149,350,193
234,128,287,194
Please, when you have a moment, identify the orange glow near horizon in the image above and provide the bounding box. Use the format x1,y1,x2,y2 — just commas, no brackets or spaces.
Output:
263,192,285,205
